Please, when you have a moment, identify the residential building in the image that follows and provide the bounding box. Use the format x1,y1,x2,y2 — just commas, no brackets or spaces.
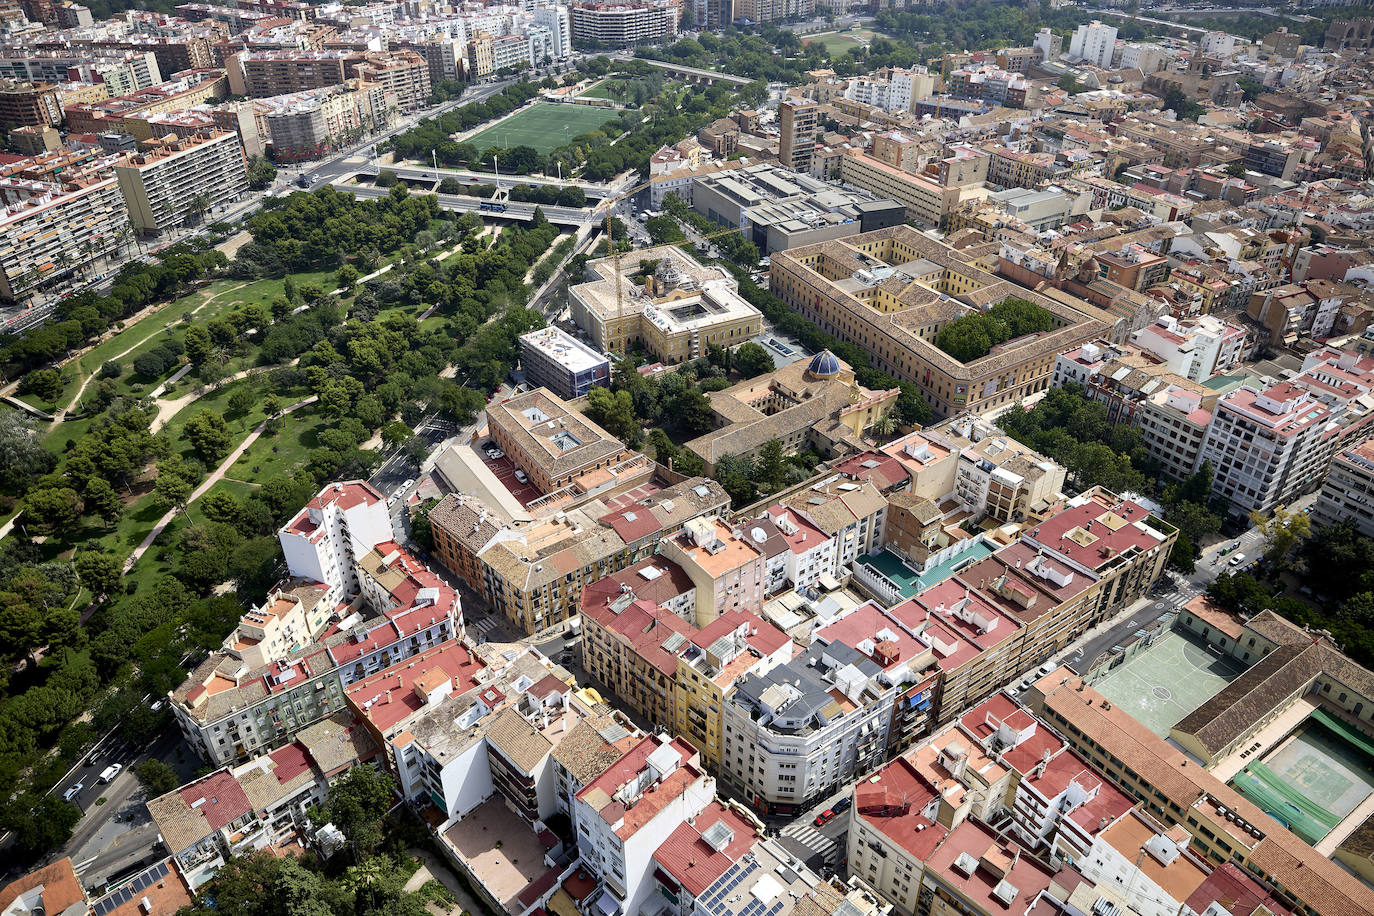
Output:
1312,438,1374,536
278,480,392,605
572,734,715,915
778,99,818,174
1199,381,1339,519
518,327,611,401
1068,20,1118,68
567,1,678,49
264,79,393,162
148,715,374,888
659,518,766,624
769,225,1116,419
721,634,897,814
349,49,429,110
569,245,762,364
1129,315,1247,383
113,130,248,236
776,472,888,568
0,78,61,129
427,477,730,634
0,167,127,302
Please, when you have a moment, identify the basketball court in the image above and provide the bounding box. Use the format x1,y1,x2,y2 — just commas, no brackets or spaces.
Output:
1092,628,1244,736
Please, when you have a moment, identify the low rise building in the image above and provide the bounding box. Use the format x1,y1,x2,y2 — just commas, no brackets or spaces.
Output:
1129,314,1247,383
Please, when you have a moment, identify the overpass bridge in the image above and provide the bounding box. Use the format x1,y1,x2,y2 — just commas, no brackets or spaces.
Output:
636,58,755,87
326,180,598,226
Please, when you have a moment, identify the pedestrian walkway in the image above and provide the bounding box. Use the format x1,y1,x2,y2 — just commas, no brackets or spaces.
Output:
467,616,504,640
779,822,839,861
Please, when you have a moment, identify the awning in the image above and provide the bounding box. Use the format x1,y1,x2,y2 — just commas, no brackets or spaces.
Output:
595,890,620,916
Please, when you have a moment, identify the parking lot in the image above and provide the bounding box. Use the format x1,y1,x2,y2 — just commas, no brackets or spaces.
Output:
478,445,542,506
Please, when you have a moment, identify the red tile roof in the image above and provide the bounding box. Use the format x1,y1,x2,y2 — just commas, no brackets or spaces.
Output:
179,770,253,831
345,639,484,732
654,802,758,897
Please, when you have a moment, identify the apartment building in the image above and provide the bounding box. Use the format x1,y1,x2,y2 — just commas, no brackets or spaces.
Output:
0,169,127,302
350,49,429,110
1199,381,1339,519
569,245,762,364
1311,438,1374,535
1068,20,1117,68
278,480,392,605
658,518,766,624
572,735,715,915
567,1,678,49
427,477,730,633
236,49,355,96
988,149,1064,190
486,388,631,495
265,79,393,161
778,98,819,174
721,635,898,814
0,78,62,129
1129,314,1247,383
769,225,1115,419
114,130,248,236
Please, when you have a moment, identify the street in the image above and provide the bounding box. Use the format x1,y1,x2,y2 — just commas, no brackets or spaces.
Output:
50,731,202,894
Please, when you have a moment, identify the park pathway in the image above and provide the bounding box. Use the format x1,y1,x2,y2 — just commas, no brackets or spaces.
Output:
123,394,317,572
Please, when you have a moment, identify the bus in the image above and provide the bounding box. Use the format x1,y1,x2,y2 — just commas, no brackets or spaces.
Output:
479,201,508,212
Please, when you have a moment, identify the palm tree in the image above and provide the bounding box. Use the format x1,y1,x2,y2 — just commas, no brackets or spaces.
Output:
186,191,213,227
871,412,898,440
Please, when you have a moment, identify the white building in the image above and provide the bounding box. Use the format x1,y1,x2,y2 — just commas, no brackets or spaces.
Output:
761,505,838,591
1200,31,1237,57
1312,438,1374,537
1129,315,1247,383
278,480,393,603
1068,20,1117,68
573,735,715,916
114,130,248,236
721,639,895,815
532,4,572,58
1198,382,1339,518
1078,810,1213,916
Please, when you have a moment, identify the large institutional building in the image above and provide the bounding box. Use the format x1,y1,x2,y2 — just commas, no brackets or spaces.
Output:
768,225,1121,418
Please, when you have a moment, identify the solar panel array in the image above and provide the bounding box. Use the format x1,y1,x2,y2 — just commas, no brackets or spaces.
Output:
92,860,170,916
698,860,785,916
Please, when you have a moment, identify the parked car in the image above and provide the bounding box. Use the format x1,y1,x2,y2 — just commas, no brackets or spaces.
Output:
514,469,528,483
814,809,837,827
833,796,852,814
99,763,123,784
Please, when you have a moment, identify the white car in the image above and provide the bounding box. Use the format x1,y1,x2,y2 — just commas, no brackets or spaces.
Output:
99,763,122,784
514,469,528,483
63,783,84,802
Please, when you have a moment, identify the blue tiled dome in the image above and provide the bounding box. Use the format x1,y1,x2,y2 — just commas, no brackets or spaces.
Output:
806,349,841,379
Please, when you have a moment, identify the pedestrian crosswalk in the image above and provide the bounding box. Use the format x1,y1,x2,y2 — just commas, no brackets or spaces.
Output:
780,823,840,861
467,616,502,639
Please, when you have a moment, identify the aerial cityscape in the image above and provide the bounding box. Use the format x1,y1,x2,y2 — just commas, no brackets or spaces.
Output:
1,1,1374,916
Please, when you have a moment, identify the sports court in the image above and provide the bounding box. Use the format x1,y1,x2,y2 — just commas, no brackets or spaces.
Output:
1092,628,1244,736
466,103,622,155
1231,711,1374,844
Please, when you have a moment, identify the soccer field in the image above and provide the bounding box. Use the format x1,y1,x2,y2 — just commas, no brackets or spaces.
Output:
466,103,622,155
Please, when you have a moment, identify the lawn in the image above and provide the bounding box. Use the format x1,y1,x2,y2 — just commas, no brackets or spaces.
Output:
803,28,887,54
466,103,622,155
579,79,629,101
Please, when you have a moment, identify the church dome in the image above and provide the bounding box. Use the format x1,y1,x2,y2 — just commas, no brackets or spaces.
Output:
806,350,841,379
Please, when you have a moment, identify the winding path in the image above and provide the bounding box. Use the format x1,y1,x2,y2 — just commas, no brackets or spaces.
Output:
123,394,318,572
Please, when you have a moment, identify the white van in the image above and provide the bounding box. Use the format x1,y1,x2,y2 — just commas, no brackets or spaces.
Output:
1229,553,1246,567
99,763,122,784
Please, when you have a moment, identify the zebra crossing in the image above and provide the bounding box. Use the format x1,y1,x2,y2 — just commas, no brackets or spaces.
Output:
780,822,841,861
467,616,503,639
